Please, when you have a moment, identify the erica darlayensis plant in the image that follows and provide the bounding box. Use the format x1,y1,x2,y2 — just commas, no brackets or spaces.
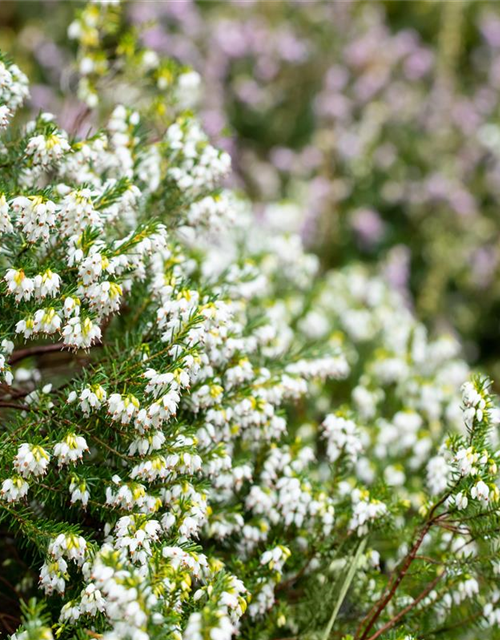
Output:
7,0,500,366
1,4,500,640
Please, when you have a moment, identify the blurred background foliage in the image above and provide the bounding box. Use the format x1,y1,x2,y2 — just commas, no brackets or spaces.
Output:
2,0,500,376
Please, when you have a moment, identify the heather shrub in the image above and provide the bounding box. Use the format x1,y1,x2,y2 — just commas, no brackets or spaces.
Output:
1,5,500,640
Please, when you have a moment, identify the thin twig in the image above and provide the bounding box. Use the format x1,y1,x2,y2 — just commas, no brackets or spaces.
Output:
0,401,30,411
356,521,432,640
277,553,316,592
0,383,29,398
8,343,65,365
365,572,445,640
356,491,454,640
414,555,442,565
90,433,132,460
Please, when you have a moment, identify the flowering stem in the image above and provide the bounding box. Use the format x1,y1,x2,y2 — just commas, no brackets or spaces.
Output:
322,537,367,640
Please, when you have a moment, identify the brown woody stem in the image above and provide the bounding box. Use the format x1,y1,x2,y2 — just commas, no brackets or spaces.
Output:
8,343,66,365
365,572,445,640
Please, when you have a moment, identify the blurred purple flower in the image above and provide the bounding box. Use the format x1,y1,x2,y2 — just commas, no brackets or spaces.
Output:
350,207,386,250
